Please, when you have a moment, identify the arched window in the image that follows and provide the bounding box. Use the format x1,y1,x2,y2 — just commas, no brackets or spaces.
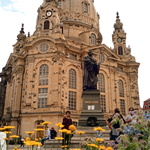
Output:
83,3,88,13
98,73,105,93
39,64,49,85
91,33,96,45
119,80,124,97
118,46,123,55
44,20,49,29
36,120,44,125
68,69,77,110
35,120,44,138
69,69,76,89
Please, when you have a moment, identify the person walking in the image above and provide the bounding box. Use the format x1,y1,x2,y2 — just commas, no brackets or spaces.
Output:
107,108,125,145
62,111,73,146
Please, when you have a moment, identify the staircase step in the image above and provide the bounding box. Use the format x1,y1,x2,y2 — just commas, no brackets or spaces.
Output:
45,137,110,148
44,126,111,148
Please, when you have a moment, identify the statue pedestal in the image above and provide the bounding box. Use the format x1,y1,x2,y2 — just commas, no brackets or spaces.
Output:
78,90,106,126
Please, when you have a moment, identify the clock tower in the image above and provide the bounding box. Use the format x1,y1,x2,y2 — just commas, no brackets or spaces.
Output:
112,12,132,58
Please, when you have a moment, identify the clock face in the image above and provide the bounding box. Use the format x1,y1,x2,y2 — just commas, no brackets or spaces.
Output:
46,10,52,17
117,37,122,43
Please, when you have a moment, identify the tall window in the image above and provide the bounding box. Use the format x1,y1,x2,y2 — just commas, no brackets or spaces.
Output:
38,88,48,108
98,73,106,112
100,95,106,112
91,33,96,45
68,91,76,110
69,69,76,89
99,53,105,64
39,64,49,85
98,73,105,92
119,80,124,97
118,46,123,55
83,3,88,13
44,20,49,29
120,99,125,115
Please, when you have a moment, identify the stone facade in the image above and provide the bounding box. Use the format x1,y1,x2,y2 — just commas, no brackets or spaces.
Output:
0,0,140,137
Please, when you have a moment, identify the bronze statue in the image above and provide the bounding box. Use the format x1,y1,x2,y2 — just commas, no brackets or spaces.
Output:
83,50,100,90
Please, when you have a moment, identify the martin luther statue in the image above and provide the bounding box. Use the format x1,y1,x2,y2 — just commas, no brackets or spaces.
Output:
83,50,100,90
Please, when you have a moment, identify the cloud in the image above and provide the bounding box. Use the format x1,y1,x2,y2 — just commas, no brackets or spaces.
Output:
0,0,20,12
0,0,42,71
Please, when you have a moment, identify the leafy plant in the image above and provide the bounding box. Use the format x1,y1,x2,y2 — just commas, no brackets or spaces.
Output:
117,110,150,150
81,127,113,150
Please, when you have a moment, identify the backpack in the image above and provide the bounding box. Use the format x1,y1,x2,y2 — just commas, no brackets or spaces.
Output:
111,113,125,129
113,122,120,128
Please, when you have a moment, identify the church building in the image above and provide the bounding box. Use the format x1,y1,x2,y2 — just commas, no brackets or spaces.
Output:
0,0,140,136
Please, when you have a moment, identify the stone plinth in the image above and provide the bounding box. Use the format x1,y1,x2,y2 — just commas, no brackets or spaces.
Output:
78,90,106,126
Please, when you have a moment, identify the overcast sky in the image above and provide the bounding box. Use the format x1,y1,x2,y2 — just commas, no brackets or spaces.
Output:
0,0,149,107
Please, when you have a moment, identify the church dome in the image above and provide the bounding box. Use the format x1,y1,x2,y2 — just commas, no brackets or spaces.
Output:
59,0,99,30
35,0,102,45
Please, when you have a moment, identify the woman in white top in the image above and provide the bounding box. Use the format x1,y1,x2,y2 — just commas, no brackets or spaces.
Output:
41,126,51,146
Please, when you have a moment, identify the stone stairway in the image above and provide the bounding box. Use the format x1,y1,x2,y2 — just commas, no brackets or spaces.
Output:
44,126,111,148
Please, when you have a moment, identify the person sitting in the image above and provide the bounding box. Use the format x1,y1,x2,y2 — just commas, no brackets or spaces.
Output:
41,126,51,146
50,127,57,139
